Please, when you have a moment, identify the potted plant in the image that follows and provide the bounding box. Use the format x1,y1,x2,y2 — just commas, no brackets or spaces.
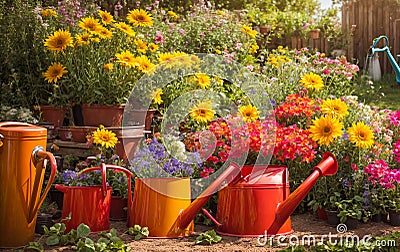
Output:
41,8,157,127
335,196,363,229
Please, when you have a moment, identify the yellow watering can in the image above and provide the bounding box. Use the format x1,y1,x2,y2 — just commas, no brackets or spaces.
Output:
0,122,57,248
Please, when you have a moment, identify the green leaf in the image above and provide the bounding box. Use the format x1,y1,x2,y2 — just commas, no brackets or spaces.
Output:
109,228,117,237
46,235,60,246
97,237,110,244
141,227,149,237
77,223,91,238
25,242,44,252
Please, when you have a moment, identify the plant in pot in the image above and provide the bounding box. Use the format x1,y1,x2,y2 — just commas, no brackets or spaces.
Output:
335,196,363,230
41,8,158,127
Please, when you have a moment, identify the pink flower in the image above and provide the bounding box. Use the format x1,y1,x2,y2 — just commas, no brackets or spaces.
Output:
155,31,164,44
200,167,215,178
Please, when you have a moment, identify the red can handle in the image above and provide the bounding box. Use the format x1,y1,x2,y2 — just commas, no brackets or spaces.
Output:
78,164,133,200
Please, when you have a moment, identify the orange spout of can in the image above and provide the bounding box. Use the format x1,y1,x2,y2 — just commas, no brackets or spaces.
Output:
177,162,240,230
267,152,338,235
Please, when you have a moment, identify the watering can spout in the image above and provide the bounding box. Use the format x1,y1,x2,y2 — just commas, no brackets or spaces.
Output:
268,152,337,235
177,162,240,230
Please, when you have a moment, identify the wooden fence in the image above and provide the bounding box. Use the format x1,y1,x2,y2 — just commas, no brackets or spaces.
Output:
342,0,400,74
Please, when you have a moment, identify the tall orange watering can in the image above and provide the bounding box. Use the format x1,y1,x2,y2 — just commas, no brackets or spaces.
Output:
0,122,57,248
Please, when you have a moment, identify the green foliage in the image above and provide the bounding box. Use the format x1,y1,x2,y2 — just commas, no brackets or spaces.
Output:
195,230,222,245
0,0,50,107
128,224,149,240
25,242,44,252
41,221,130,251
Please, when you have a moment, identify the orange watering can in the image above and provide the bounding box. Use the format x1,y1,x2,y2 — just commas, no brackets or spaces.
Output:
0,122,57,248
202,152,338,237
128,162,241,238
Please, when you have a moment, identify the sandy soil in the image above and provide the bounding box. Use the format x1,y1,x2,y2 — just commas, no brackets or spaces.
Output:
4,212,397,252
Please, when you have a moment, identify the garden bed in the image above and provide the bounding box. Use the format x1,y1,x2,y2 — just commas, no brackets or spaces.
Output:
23,212,400,251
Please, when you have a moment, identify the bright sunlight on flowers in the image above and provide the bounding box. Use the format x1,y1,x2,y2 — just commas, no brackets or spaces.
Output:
239,104,259,123
347,122,374,149
299,72,324,91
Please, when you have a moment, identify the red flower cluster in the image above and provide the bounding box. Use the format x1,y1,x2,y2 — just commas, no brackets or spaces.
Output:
274,93,317,125
274,124,317,163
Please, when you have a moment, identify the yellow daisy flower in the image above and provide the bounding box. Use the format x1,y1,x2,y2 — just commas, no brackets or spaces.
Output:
309,116,343,146
115,50,136,67
321,98,349,120
74,32,92,46
103,63,114,71
347,122,374,149
98,10,114,25
299,72,324,91
167,11,178,20
158,52,174,62
115,22,136,37
194,73,211,89
44,30,73,53
43,62,68,83
239,104,259,123
149,43,159,52
190,101,215,123
135,39,148,53
78,17,102,33
135,55,154,72
94,27,113,39
126,9,153,27
241,25,257,38
41,9,57,18
151,88,163,105
93,125,118,149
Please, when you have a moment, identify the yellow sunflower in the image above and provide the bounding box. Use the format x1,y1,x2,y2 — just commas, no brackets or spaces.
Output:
135,39,148,53
103,63,114,71
167,11,178,20
92,125,118,149
44,30,73,53
115,50,136,67
158,52,174,62
320,98,349,119
126,9,153,27
190,101,215,123
41,9,57,18
94,27,113,39
149,43,159,52
239,104,259,123
78,17,102,33
114,22,136,37
309,116,343,146
347,122,374,149
135,55,155,73
151,88,163,105
241,25,257,38
74,32,92,46
43,62,68,83
299,72,324,91
194,73,211,89
98,10,114,25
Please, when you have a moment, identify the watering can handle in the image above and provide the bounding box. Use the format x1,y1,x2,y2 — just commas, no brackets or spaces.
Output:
27,146,57,223
372,35,389,49
79,164,133,199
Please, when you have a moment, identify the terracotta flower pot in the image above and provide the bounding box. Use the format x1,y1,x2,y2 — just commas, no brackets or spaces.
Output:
57,126,72,141
81,104,125,127
40,105,67,128
69,126,96,143
309,29,320,39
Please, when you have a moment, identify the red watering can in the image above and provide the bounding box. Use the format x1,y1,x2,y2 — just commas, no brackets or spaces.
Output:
202,152,338,237
55,163,133,233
